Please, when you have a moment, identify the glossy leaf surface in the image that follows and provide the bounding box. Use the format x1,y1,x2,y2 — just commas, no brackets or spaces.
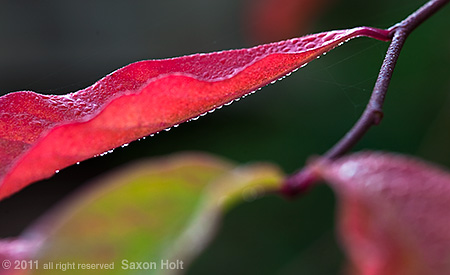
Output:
0,27,390,200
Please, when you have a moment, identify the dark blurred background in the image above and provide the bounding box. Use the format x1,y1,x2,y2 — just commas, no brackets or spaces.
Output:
1,0,449,274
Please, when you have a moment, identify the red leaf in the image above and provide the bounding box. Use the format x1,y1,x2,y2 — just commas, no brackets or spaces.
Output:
0,27,390,200
318,152,450,275
244,0,334,43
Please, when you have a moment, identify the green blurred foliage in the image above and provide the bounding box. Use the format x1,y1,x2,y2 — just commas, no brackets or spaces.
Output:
0,0,449,274
27,153,282,275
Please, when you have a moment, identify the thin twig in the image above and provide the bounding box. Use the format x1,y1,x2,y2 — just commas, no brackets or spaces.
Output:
282,0,449,197
323,30,406,160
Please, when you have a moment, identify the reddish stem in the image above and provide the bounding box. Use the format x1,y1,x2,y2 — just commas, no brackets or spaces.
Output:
282,0,449,197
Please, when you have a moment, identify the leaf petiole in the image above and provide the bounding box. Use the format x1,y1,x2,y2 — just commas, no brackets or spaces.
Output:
282,0,449,197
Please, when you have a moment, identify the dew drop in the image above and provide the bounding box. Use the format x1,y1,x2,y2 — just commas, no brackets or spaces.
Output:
164,127,171,132
121,143,129,148
55,170,60,174
76,162,80,165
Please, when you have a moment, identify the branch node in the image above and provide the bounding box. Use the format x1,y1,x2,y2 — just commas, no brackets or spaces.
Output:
282,0,449,197
281,167,319,198
372,110,384,125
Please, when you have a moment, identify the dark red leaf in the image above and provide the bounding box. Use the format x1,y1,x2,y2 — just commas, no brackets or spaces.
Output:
0,27,390,200
244,0,334,43
318,152,450,275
